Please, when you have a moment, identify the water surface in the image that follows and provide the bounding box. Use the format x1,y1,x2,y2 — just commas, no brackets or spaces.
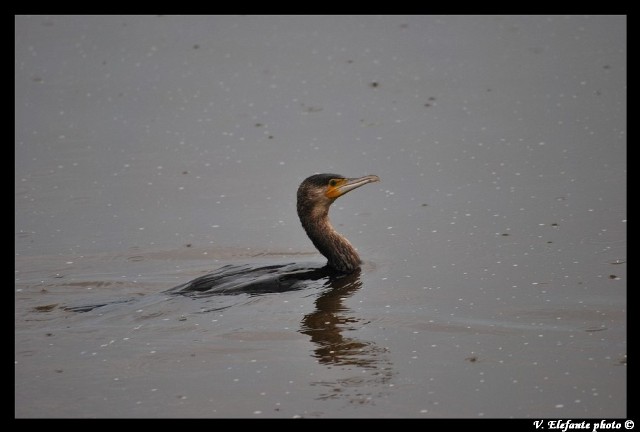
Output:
15,15,626,418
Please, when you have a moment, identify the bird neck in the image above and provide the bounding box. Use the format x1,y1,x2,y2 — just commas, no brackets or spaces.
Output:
300,207,362,273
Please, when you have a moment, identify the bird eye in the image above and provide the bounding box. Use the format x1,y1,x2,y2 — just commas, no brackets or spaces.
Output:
329,179,338,187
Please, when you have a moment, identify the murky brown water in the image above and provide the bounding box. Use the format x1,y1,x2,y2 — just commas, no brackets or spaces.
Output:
16,15,625,418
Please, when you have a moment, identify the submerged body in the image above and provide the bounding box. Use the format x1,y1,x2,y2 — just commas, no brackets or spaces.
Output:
67,173,380,309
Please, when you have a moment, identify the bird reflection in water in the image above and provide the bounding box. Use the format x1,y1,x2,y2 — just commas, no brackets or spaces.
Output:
300,269,395,405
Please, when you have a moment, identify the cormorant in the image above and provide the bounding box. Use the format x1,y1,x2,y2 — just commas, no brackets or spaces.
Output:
169,173,380,296
63,174,380,311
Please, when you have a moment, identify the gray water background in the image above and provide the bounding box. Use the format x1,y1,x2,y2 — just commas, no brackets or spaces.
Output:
15,15,626,418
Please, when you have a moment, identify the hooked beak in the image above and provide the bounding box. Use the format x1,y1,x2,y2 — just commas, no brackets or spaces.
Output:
326,175,380,199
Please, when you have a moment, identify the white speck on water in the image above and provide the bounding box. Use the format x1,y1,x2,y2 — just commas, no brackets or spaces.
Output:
555,404,564,409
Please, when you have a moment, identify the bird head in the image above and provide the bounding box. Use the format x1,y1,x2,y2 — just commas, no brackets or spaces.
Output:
297,173,380,220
